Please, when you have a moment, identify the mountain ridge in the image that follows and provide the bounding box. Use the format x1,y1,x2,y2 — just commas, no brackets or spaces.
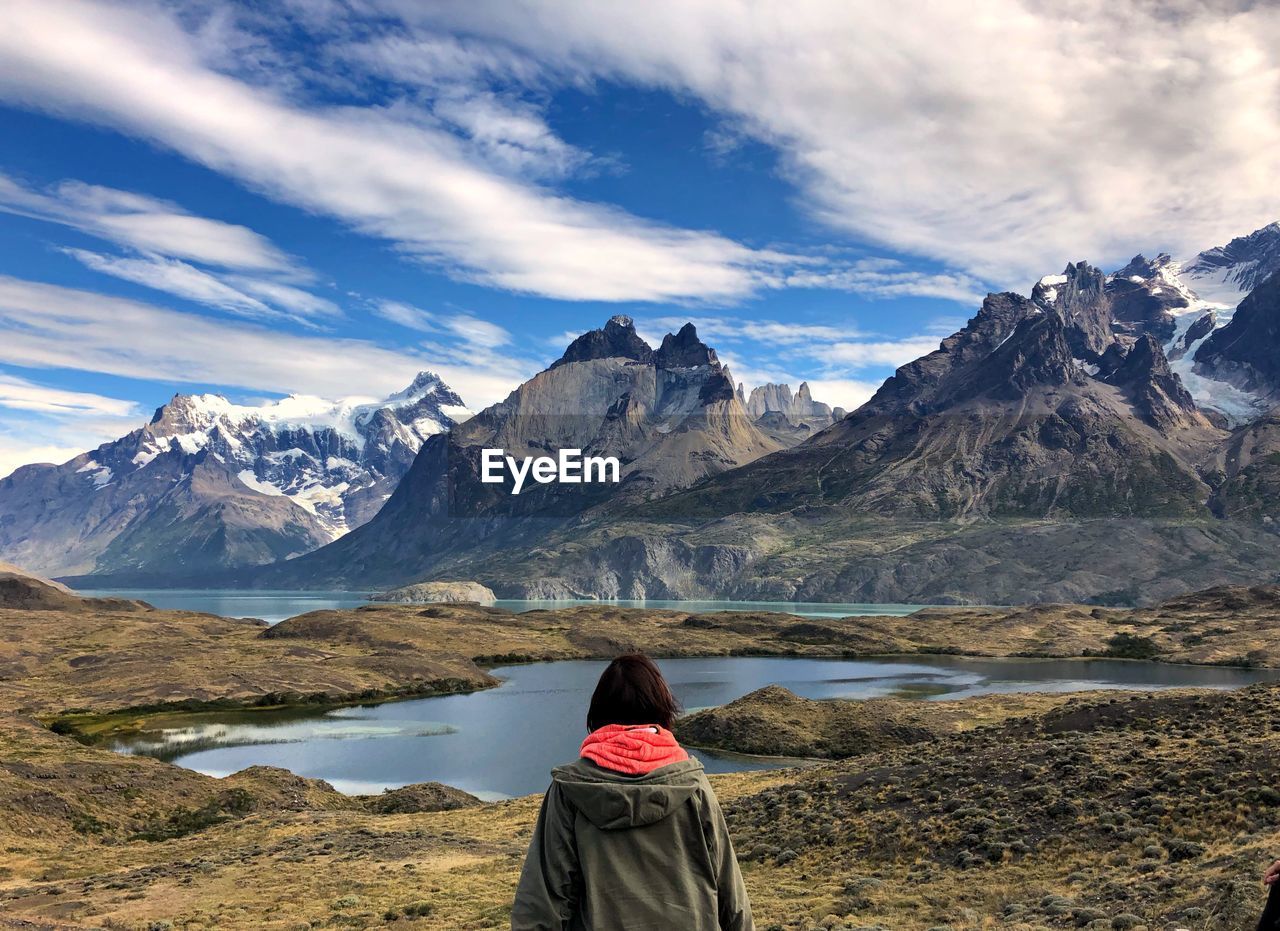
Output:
316,225,1280,605
0,373,467,580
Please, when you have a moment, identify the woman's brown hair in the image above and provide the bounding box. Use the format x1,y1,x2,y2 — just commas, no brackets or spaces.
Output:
587,653,681,731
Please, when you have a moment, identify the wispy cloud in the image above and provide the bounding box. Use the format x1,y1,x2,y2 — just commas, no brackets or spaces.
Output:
784,262,987,305
1,171,341,324
0,373,146,479
0,275,531,410
0,1,797,304
0,374,140,418
823,338,943,368
62,248,276,319
0,172,291,271
372,299,513,351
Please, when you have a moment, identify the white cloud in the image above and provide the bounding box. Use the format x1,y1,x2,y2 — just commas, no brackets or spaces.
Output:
339,33,545,90
372,299,512,350
372,299,436,333
3,171,343,323
441,312,510,349
0,441,89,479
0,275,530,409
226,276,340,318
0,374,140,418
823,337,944,369
785,263,987,305
414,0,1280,285
0,375,147,479
802,378,880,413
431,91,596,180
0,0,795,304
0,172,292,271
63,248,277,319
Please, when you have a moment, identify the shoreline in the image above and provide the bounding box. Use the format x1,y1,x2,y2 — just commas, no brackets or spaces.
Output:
44,645,1280,748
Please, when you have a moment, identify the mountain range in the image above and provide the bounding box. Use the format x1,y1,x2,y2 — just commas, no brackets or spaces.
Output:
7,221,1280,604
739,381,847,444
251,222,1280,604
246,316,786,588
0,374,467,582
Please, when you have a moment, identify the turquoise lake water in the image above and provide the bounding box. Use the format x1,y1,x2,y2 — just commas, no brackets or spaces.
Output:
80,588,927,624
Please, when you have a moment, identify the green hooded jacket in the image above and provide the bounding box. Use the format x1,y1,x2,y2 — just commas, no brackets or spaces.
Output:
511,757,753,930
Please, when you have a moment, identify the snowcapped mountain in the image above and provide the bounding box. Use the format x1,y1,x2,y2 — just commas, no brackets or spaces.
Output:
1089,222,1280,426
0,373,469,580
131,373,469,536
1180,222,1280,305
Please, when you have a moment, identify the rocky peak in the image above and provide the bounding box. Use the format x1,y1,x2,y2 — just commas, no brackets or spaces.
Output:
745,381,834,421
384,371,446,404
1099,335,1205,431
745,383,794,418
1036,262,1114,361
1182,221,1280,301
654,323,719,368
551,315,654,369
1114,253,1175,281
147,394,237,436
961,311,1082,402
1105,254,1191,343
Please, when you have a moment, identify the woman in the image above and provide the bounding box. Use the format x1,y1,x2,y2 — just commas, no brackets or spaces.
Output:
512,654,753,931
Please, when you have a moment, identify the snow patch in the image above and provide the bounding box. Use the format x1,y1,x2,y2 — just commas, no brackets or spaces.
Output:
76,461,114,488
171,432,208,455
236,470,285,497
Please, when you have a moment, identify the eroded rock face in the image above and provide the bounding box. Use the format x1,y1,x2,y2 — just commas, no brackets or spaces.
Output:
260,317,780,589
373,581,497,604
742,381,842,444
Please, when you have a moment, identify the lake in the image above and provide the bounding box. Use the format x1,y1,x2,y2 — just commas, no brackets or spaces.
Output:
109,655,1280,799
79,588,928,625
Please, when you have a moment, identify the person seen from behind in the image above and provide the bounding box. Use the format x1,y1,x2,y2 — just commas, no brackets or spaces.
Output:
511,653,753,930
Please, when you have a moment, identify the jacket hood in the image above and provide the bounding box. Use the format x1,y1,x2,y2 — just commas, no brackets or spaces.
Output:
551,758,705,831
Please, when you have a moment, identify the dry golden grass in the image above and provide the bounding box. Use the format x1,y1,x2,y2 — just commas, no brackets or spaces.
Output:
2,579,1280,929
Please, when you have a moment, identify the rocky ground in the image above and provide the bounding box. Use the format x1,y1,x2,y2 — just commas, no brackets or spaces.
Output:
2,570,1279,929
3,685,1278,930
676,686,1096,759
15,582,1280,736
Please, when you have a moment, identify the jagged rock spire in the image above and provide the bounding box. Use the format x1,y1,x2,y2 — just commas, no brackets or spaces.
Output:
551,315,653,369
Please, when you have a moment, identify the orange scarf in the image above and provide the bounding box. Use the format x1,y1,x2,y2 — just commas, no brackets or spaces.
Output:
580,724,690,775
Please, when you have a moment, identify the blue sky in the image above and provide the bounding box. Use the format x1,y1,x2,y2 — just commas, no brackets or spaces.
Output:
1,0,1279,476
